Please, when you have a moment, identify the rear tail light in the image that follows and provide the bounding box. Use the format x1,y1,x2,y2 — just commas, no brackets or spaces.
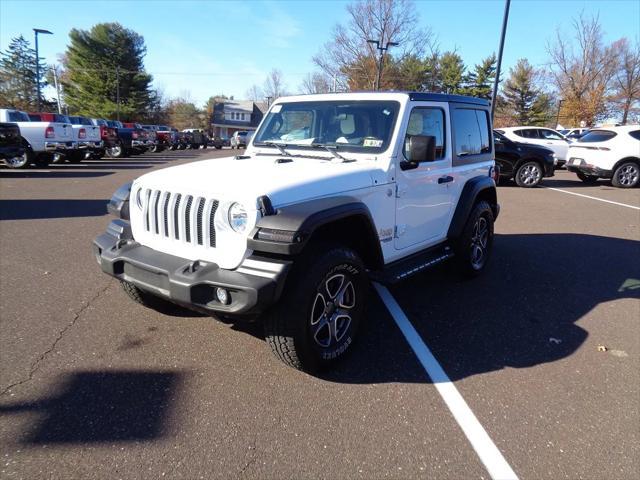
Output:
45,126,55,138
132,131,138,139
79,128,86,139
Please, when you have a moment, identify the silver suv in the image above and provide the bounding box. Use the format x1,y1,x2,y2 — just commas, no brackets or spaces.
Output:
230,131,249,149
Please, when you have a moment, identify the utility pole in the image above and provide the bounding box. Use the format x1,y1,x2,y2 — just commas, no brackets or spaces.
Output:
116,66,120,121
491,0,511,120
51,65,62,113
367,39,399,91
555,99,564,128
33,28,53,111
265,96,273,108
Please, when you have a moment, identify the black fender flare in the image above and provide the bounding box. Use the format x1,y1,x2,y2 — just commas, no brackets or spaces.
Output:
447,176,498,240
248,195,383,266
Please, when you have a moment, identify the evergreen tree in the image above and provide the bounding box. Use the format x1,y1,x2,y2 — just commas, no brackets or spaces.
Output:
464,54,496,99
438,52,466,94
0,35,49,110
500,59,552,125
61,23,153,120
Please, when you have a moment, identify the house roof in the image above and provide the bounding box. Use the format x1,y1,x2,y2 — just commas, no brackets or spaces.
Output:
222,100,255,113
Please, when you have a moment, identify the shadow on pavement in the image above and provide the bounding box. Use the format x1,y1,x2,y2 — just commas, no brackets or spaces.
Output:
0,370,186,444
0,199,108,220
540,177,617,189
322,233,640,383
0,171,115,179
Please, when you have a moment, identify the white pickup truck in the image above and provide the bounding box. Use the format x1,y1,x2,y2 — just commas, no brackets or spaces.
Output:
0,108,76,168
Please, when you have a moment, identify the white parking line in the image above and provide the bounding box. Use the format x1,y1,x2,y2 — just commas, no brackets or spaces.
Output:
542,186,640,210
373,283,519,480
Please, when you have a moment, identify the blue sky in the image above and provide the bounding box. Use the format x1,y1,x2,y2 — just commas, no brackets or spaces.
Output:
1,0,638,106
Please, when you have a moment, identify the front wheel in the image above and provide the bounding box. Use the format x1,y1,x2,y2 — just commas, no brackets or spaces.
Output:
515,161,542,187
454,201,494,278
265,245,367,372
611,162,639,188
576,172,599,184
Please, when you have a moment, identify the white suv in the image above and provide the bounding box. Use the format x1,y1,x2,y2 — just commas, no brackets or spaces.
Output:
499,126,570,167
94,92,500,372
566,126,640,188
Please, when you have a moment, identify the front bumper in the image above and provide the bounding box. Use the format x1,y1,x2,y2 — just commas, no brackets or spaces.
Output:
93,220,291,315
45,141,78,151
566,162,612,178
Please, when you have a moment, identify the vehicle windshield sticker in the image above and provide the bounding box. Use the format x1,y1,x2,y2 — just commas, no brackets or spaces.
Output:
382,109,391,116
271,105,282,113
363,138,383,148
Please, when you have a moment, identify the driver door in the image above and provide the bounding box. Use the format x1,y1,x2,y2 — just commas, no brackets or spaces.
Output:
394,104,453,250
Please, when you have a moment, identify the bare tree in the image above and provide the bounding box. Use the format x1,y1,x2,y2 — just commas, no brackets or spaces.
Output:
313,0,435,91
609,38,640,124
547,13,620,126
245,84,263,102
263,69,287,100
300,72,333,94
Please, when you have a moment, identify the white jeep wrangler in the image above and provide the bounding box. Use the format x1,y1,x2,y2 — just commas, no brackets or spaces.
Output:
94,92,500,372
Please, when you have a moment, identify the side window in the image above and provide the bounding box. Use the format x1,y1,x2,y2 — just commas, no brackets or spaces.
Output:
403,107,445,159
629,130,640,141
515,129,538,139
452,108,491,156
540,129,564,140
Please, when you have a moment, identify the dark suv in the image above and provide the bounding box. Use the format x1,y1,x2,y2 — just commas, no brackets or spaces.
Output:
494,130,555,187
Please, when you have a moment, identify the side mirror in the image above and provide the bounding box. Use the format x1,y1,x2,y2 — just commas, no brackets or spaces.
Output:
401,135,436,170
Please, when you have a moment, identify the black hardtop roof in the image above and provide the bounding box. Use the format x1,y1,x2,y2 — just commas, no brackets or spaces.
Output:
407,92,490,106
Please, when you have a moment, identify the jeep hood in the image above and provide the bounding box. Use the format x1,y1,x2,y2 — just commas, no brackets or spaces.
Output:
134,154,383,209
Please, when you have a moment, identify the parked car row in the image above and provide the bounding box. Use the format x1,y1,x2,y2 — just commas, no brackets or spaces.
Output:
0,107,238,169
495,125,640,188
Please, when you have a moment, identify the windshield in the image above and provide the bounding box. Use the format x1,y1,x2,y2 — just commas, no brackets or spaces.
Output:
254,100,400,153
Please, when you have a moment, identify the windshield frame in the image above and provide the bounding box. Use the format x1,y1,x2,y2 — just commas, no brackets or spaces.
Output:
253,99,401,155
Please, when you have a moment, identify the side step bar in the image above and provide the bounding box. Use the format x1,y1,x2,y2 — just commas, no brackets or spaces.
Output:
369,243,454,285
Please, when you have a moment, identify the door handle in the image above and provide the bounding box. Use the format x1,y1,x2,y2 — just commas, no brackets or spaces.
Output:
438,175,454,184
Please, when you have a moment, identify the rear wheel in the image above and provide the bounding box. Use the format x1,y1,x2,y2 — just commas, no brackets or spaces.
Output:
611,162,639,188
106,142,125,158
576,172,599,184
454,201,494,278
515,161,542,187
264,245,367,372
66,151,85,163
4,149,31,169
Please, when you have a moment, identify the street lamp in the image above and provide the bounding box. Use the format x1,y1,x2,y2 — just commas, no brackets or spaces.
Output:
367,39,399,91
33,28,53,111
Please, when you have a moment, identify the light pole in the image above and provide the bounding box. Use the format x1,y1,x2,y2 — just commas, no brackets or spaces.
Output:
491,0,510,121
367,39,399,91
33,28,53,111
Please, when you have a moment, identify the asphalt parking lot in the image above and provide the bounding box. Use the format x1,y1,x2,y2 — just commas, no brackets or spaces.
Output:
0,149,638,479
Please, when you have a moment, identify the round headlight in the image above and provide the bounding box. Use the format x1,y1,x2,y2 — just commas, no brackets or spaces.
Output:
228,202,248,232
135,188,143,209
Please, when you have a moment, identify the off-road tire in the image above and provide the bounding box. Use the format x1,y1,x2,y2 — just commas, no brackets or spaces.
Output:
264,245,367,372
576,172,599,184
611,161,639,188
121,280,175,312
453,200,494,278
515,161,543,187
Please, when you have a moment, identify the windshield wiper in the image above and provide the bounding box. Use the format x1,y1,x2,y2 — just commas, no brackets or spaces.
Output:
310,143,355,162
258,141,291,156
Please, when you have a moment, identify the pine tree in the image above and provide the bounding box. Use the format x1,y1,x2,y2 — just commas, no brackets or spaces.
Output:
0,35,49,110
499,59,552,125
438,52,466,94
61,23,154,120
464,54,496,99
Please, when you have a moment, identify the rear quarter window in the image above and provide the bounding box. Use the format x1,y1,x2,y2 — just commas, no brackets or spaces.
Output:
628,130,640,141
452,108,491,159
578,130,617,142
